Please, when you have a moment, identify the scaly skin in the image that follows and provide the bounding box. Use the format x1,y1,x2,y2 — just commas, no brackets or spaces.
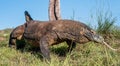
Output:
10,19,119,61
24,20,99,60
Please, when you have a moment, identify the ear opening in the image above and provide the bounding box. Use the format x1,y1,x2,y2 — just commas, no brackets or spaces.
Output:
24,11,33,22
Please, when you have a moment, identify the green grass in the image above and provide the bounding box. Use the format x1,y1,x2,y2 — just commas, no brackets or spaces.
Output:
95,11,116,37
0,37,120,66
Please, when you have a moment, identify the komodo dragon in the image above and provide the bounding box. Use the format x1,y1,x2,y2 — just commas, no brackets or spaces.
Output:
9,11,119,61
24,19,119,60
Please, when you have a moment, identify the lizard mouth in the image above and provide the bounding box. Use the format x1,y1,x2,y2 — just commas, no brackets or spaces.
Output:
92,34,104,43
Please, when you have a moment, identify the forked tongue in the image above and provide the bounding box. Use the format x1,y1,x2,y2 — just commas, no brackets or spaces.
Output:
103,41,120,52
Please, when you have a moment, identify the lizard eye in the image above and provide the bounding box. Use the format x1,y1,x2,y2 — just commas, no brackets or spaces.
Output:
91,30,96,34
